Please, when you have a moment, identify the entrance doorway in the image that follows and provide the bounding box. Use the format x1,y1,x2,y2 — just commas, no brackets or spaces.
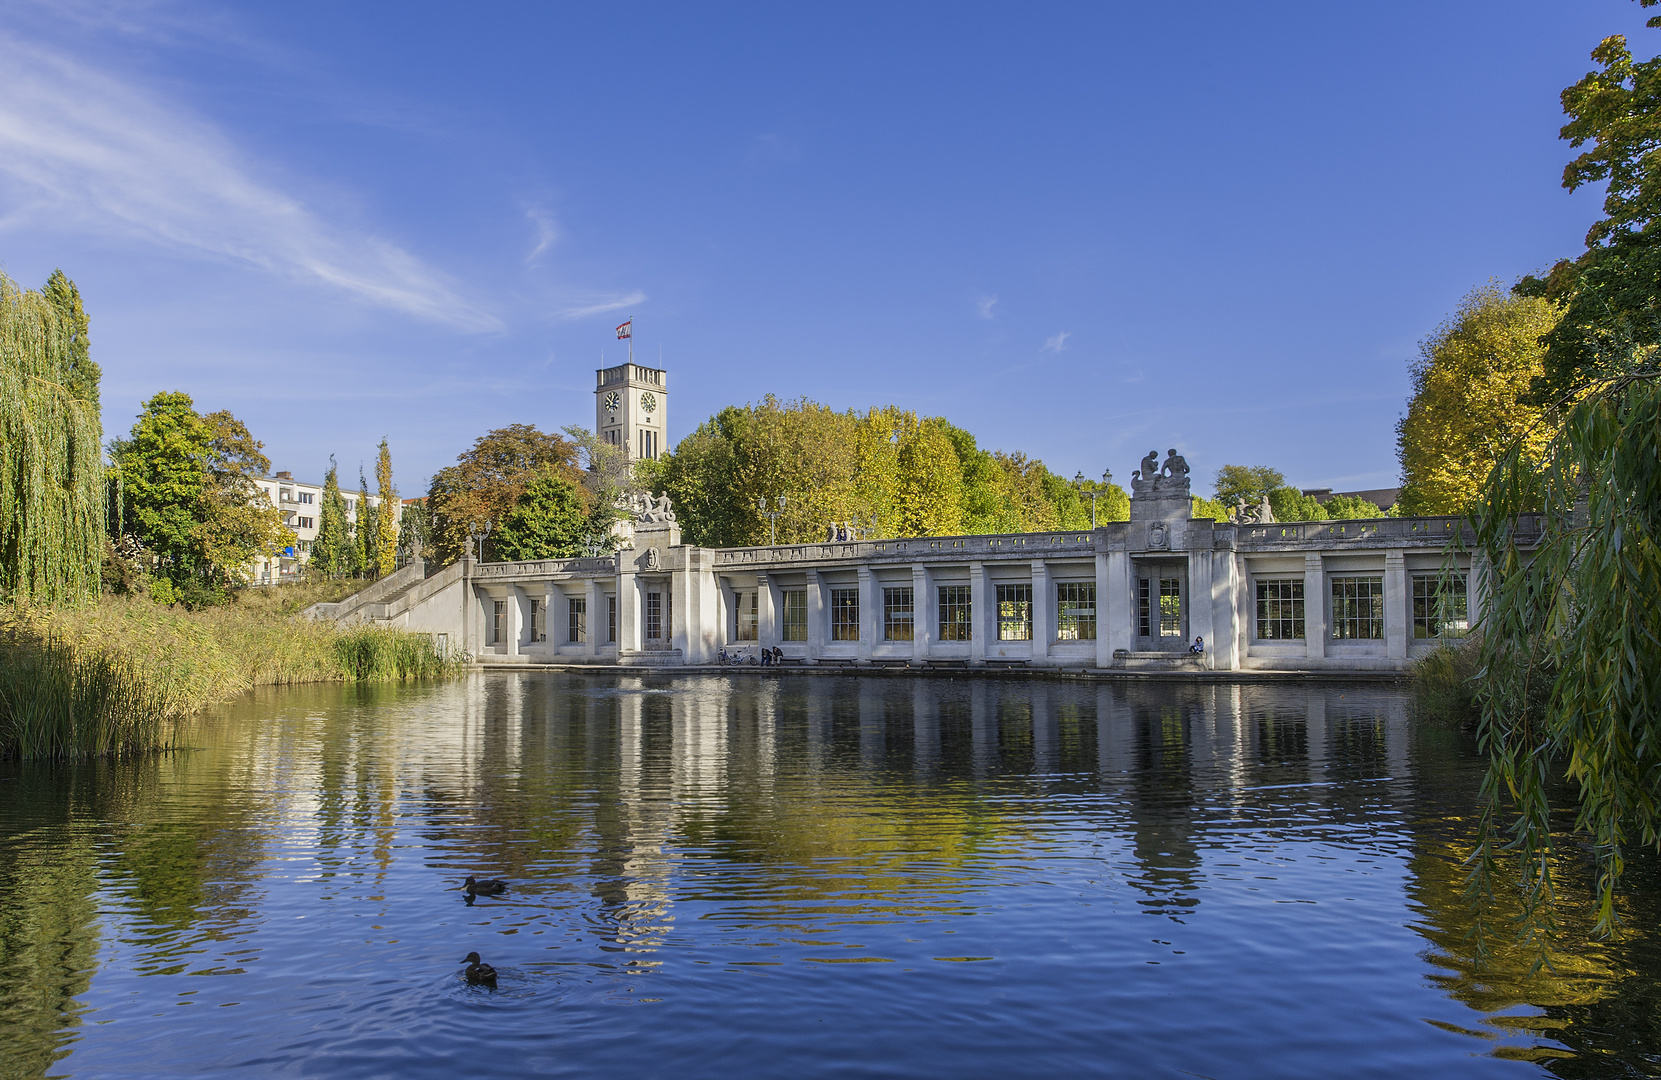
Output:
1135,563,1188,653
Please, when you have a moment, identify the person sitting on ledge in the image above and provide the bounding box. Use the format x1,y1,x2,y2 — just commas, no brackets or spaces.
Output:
1190,636,1205,655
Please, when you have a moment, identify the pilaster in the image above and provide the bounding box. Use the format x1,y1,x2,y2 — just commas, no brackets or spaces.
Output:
619,566,641,653
856,567,876,661
806,570,825,663
1096,548,1116,668
1187,549,1213,668
758,573,779,652
912,564,932,662
969,561,988,665
585,578,603,658
1303,553,1326,661
1384,551,1408,661
1030,560,1052,660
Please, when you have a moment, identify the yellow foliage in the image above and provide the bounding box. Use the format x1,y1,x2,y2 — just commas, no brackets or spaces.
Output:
1396,286,1560,516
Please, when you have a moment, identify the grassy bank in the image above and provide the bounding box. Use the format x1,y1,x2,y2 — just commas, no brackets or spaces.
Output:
0,585,466,760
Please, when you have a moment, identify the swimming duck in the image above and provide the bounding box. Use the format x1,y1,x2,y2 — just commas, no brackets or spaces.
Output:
463,875,508,897
461,951,497,987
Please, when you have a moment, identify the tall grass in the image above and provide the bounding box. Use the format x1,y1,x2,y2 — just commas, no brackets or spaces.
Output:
0,588,466,760
1408,636,1483,727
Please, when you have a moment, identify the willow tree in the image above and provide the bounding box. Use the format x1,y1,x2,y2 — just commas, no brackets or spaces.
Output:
1466,366,1661,950
0,270,105,604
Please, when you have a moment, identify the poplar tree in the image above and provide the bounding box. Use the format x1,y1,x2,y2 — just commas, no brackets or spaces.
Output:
0,270,105,604
375,438,398,576
312,460,351,579
354,471,375,577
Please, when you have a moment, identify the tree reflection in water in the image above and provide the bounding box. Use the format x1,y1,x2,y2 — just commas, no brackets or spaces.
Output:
1,674,1660,1077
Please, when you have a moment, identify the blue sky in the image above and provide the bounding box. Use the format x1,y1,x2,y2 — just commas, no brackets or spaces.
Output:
0,2,1648,498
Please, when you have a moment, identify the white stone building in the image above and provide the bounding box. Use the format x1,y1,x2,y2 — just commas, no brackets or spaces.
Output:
250,470,384,585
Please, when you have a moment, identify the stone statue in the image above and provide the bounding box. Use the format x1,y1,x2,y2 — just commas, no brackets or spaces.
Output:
644,546,660,570
1136,450,1160,483
1230,495,1276,525
1160,449,1190,481
632,492,677,525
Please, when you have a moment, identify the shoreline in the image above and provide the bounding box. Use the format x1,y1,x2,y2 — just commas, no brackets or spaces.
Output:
469,662,1408,685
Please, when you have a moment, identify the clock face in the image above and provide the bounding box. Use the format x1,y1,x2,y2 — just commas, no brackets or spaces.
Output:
603,391,620,412
640,391,658,414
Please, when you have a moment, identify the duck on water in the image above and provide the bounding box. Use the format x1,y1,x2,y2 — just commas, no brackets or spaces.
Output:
461,952,497,987
462,876,508,902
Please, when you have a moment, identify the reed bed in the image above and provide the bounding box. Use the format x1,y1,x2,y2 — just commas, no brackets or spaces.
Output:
0,587,466,760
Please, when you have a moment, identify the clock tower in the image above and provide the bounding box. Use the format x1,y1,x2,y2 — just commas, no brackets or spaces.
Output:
596,362,668,462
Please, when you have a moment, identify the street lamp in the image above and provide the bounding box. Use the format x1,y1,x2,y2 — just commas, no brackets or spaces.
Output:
758,496,787,546
468,520,492,562
1076,469,1114,528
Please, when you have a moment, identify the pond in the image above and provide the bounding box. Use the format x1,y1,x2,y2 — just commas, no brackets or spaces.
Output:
2,673,1659,1079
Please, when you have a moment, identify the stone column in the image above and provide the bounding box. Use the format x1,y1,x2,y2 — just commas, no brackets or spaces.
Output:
1210,551,1241,671
856,566,876,662
1030,560,1052,662
507,585,526,658
1468,552,1487,634
806,570,825,663
618,565,641,654
1104,548,1133,663
757,573,778,652
585,577,604,659
1095,548,1115,668
1303,553,1326,662
969,560,988,665
461,555,477,657
1187,549,1214,669
912,564,932,663
1384,551,1408,661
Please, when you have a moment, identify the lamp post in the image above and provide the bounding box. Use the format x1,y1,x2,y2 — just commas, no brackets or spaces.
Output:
758,496,787,546
468,520,492,563
1076,469,1114,528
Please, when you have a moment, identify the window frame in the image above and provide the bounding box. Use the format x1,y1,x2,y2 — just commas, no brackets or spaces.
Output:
1330,575,1385,640
1411,571,1468,640
781,588,808,642
1055,582,1096,641
883,586,914,641
996,583,1032,641
734,590,758,642
1254,578,1306,641
830,588,859,642
937,584,972,642
568,596,586,643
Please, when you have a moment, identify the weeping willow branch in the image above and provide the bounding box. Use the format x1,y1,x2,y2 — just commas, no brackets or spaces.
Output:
1464,363,1661,957
0,270,106,605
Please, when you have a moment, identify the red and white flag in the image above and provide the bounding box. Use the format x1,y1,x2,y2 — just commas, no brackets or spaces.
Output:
615,319,632,340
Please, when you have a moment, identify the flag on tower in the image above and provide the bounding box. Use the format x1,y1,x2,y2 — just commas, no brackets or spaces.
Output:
616,319,632,340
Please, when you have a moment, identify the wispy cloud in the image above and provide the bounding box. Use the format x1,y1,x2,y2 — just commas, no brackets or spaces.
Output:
975,294,998,319
554,291,646,320
1043,331,1071,352
0,35,501,331
524,206,560,267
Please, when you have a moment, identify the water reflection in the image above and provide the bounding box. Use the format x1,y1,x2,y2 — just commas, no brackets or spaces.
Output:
0,674,1657,1078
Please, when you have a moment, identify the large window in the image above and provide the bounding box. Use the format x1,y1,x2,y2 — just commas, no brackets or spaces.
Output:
529,598,543,643
830,588,859,641
645,591,663,640
938,585,972,641
883,586,914,641
568,596,586,643
1140,578,1181,636
997,584,1032,640
734,590,758,641
781,589,808,641
296,516,314,530
1412,573,1468,639
1056,582,1096,641
1255,579,1305,640
608,596,617,643
491,600,505,644
1331,576,1384,640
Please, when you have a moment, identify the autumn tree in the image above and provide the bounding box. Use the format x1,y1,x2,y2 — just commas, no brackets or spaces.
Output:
353,470,376,577
375,438,398,576
425,424,585,564
1396,286,1559,516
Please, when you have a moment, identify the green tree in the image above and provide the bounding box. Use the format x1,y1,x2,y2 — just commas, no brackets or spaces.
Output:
1320,494,1382,520
1268,487,1326,522
1396,286,1559,516
116,392,210,581
354,471,375,577
1515,5,1661,399
426,424,585,564
1213,465,1286,510
1191,495,1232,520
196,410,293,584
374,439,398,576
494,471,588,560
0,270,105,604
895,421,963,536
312,459,353,579
397,500,429,560
562,424,644,552
1466,369,1661,945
